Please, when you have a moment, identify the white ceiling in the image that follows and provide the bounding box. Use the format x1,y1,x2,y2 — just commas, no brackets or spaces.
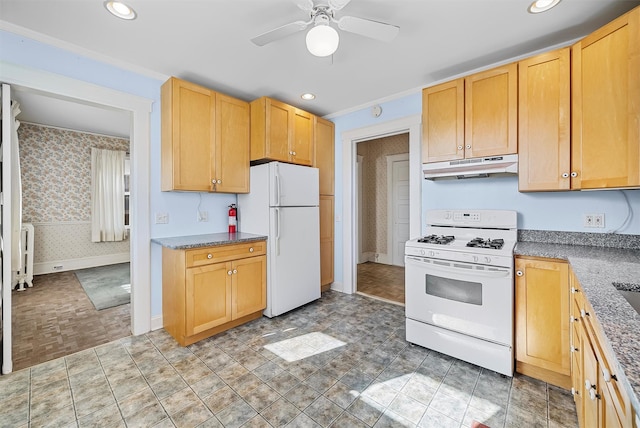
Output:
1,0,639,138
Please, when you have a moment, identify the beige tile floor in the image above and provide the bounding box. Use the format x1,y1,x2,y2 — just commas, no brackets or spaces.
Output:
0,291,578,428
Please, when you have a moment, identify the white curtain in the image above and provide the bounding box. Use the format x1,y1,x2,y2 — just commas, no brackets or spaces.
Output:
91,148,126,242
10,100,22,271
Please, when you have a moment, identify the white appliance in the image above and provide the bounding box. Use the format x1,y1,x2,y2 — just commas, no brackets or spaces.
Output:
404,209,517,376
423,153,518,180
238,162,321,317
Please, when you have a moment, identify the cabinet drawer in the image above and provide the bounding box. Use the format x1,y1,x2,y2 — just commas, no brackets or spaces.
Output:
186,241,266,267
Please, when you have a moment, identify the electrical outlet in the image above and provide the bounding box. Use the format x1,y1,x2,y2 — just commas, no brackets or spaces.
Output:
198,211,209,222
583,214,594,228
593,213,605,228
155,213,169,224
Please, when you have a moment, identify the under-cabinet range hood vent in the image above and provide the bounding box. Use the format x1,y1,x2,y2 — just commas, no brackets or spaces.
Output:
423,154,518,180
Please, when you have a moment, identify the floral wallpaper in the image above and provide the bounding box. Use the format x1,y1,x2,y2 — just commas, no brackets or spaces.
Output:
357,133,409,255
18,123,129,223
18,123,130,267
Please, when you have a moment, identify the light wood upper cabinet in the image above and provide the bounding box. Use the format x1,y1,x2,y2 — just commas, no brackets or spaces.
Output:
465,63,518,159
161,77,250,193
422,79,464,163
422,64,517,163
314,117,335,196
515,257,571,389
251,97,315,166
572,6,640,189
518,48,571,192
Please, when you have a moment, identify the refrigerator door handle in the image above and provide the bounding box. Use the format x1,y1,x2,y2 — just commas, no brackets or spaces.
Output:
275,207,281,255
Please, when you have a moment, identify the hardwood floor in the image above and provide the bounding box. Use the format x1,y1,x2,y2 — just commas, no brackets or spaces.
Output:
357,261,405,304
10,270,131,371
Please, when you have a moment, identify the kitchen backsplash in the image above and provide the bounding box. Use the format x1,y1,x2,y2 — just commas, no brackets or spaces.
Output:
518,229,640,250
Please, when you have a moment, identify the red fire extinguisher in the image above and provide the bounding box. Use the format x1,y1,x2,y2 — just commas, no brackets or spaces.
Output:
228,204,237,233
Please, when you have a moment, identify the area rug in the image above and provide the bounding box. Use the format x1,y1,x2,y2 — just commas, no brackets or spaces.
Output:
75,263,130,310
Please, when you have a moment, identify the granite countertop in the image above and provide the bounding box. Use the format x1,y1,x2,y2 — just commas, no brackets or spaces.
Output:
515,241,640,414
152,232,267,249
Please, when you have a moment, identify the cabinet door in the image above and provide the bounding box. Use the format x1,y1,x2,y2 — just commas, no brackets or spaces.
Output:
422,79,465,163
265,98,292,163
572,7,640,189
215,94,250,193
161,78,215,191
314,117,335,196
185,262,232,335
465,64,518,158
292,108,314,166
232,255,266,319
518,48,571,192
319,195,334,288
515,258,570,377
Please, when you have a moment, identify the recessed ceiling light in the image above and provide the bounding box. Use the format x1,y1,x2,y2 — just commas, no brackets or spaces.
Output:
528,0,562,14
301,93,316,101
104,1,137,20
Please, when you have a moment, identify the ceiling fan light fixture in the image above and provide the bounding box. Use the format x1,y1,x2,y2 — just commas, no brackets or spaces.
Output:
306,25,339,57
528,0,562,14
104,1,137,20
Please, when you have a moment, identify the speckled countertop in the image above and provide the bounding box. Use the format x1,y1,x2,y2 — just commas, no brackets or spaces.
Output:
151,232,267,249
515,241,640,414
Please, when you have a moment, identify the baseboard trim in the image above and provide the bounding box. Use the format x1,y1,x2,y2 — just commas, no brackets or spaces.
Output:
34,253,130,275
330,282,345,293
150,315,163,331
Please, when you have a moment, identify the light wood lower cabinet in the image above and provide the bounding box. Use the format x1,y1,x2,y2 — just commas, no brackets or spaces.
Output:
162,241,266,346
319,195,334,291
570,274,633,428
515,257,571,388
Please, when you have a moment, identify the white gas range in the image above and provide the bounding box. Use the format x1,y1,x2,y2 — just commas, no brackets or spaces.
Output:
405,209,517,376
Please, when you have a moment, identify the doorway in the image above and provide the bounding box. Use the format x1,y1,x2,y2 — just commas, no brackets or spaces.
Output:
1,64,152,374
355,134,409,304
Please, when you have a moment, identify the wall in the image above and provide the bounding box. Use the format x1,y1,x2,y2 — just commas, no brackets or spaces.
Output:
1,29,236,319
18,123,130,273
357,133,409,258
331,93,640,287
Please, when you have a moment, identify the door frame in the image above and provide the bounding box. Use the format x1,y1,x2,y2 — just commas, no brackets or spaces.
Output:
341,115,421,294
386,153,410,266
1,62,152,373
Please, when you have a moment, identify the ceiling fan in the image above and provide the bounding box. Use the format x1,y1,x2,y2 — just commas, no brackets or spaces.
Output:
250,0,400,57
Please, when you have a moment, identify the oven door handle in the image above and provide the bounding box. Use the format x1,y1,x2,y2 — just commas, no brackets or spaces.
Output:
405,256,511,278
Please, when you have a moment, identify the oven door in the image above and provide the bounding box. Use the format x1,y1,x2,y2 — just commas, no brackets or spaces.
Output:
405,255,513,346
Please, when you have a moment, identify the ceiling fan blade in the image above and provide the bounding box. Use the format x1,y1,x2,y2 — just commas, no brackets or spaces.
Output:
337,16,400,42
328,0,352,11
293,0,314,12
251,20,310,46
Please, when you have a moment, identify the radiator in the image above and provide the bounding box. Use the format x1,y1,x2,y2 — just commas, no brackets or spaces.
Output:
13,223,34,292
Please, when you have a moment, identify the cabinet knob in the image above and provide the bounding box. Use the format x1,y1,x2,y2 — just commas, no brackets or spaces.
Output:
570,345,578,353
580,309,589,318
589,388,600,401
217,179,222,184
516,270,523,277
457,145,463,150
292,151,297,156
233,269,238,274
571,171,578,178
207,254,212,259
466,145,471,149
249,247,254,253
570,316,579,323
562,173,569,178
602,368,617,382
211,179,216,185
571,287,580,294
227,270,232,275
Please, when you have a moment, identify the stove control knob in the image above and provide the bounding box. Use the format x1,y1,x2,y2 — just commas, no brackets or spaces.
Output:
472,255,478,262
420,249,425,256
428,251,435,257
444,211,452,220
484,256,491,263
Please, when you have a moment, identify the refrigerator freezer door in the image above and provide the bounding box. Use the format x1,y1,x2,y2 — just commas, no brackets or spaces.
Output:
266,206,320,317
269,162,319,207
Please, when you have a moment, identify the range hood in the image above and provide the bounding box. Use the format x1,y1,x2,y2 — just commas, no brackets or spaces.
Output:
423,154,518,180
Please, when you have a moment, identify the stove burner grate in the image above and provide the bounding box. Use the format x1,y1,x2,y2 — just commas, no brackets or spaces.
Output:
466,237,505,249
418,234,455,245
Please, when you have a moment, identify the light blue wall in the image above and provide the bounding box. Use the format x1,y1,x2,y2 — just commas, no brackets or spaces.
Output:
1,30,236,318
331,94,640,286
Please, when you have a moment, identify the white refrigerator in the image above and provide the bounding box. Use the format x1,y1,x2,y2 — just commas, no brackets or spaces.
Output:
237,162,320,317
